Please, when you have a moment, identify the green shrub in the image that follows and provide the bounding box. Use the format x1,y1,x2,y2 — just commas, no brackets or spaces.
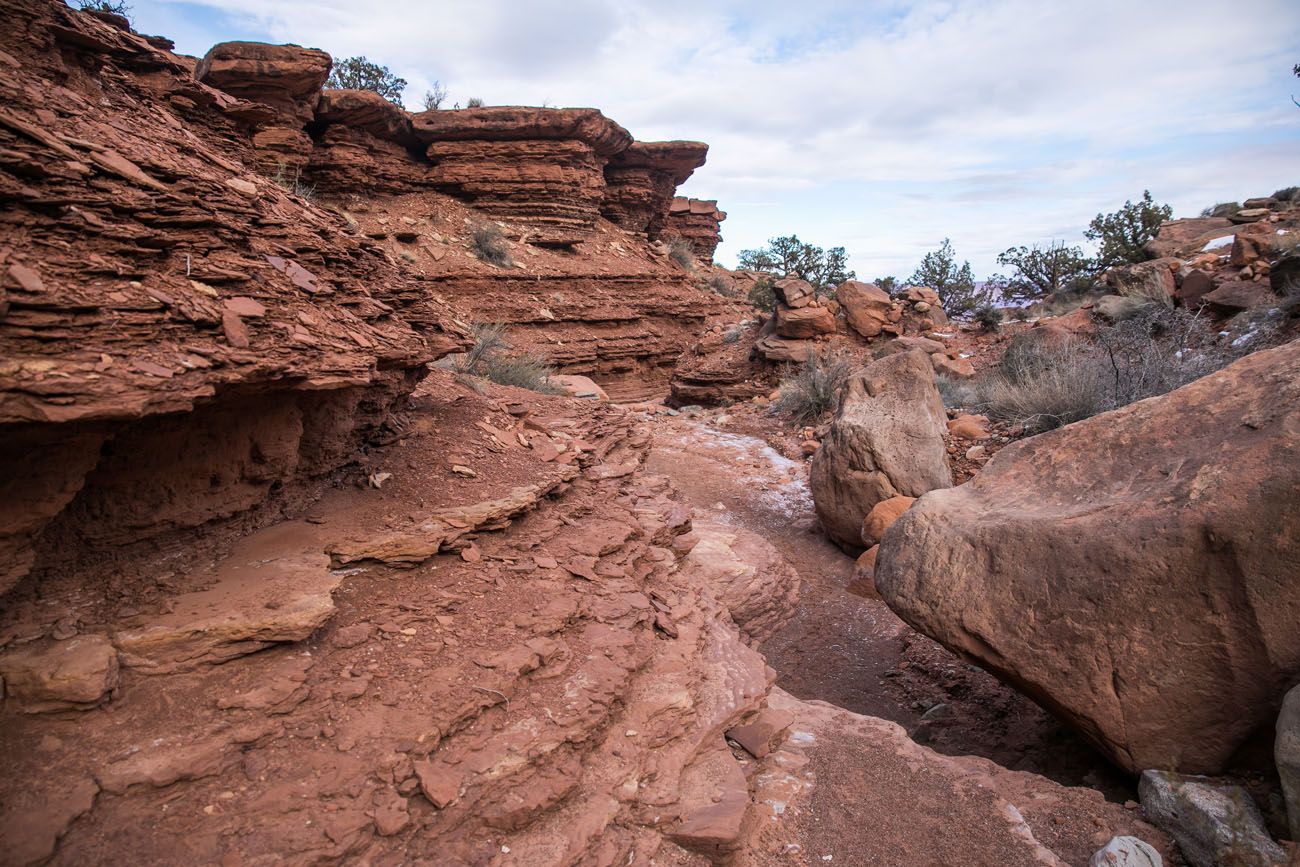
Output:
465,97,485,108
471,224,511,267
1272,187,1298,202
972,303,1002,331
774,351,855,424
327,57,407,107
747,276,777,311
668,238,695,270
455,323,559,393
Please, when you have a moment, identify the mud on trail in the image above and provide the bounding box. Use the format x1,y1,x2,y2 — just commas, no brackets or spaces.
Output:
644,409,1130,797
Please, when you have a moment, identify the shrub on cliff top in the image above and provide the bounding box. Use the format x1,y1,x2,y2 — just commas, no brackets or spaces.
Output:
327,57,408,107
736,235,855,296
1085,190,1172,268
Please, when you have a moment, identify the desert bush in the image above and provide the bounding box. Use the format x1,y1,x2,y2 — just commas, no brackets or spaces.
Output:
935,374,992,410
455,323,559,393
1011,307,1030,322
988,307,1237,432
1085,190,1172,268
747,275,777,311
774,351,855,424
721,326,743,344
668,238,695,270
465,97,485,108
422,82,447,110
327,57,407,106
1273,186,1299,202
972,303,1002,331
271,161,315,200
909,238,989,315
995,241,1095,302
471,224,511,266
737,235,854,296
75,0,130,15
706,273,736,297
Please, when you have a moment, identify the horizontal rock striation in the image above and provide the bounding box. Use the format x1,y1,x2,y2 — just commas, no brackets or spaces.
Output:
414,107,633,246
601,140,708,238
666,197,727,261
0,0,465,594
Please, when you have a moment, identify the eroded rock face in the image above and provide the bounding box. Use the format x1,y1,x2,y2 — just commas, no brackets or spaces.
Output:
414,107,633,245
0,2,464,595
666,197,726,261
877,340,1300,774
810,351,952,551
195,41,332,121
601,141,708,238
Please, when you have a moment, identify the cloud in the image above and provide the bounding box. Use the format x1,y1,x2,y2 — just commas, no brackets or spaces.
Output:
137,0,1300,274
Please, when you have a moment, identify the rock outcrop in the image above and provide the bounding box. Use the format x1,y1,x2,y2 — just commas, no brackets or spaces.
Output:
0,2,465,595
810,351,952,551
666,197,726,261
413,107,633,246
877,339,1300,774
601,141,708,239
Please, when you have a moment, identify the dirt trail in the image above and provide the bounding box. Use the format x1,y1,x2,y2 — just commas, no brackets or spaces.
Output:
646,412,1131,797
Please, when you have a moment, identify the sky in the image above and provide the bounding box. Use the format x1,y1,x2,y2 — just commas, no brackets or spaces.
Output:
123,0,1300,279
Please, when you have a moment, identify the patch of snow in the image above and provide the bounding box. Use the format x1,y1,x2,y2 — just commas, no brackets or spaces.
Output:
1200,235,1235,252
930,331,955,338
1232,329,1259,349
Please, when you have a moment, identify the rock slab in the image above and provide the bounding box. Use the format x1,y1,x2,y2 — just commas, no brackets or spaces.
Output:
1138,771,1285,867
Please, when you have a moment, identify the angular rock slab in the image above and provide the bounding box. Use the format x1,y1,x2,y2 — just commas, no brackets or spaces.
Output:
1138,771,1285,867
0,634,118,712
113,522,339,673
877,341,1300,773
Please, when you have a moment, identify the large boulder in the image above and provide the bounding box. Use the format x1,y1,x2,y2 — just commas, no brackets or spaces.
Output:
195,42,332,121
1138,771,1285,867
837,280,893,338
876,340,1300,774
1277,684,1300,841
810,351,952,551
774,304,835,338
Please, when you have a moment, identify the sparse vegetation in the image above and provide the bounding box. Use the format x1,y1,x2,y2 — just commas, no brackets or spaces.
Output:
747,275,777,311
972,303,1002,331
422,82,448,111
667,238,695,270
1085,190,1172,268
465,97,485,108
774,351,855,424
737,235,855,296
455,323,560,393
327,57,408,107
1273,187,1298,202
271,161,315,200
993,241,1095,303
74,0,130,16
986,307,1243,432
935,373,992,410
721,326,743,344
1200,202,1241,218
471,224,511,267
908,238,993,316
706,273,736,297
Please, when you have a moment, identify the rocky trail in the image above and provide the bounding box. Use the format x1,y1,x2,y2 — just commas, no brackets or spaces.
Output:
644,411,1132,799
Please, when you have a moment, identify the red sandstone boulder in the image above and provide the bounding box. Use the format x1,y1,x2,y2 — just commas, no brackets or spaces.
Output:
195,42,331,121
1202,280,1277,313
774,304,835,338
837,280,893,338
946,414,989,441
810,351,952,551
876,339,1300,773
314,89,416,147
774,277,814,309
861,495,915,548
666,198,727,261
931,353,975,379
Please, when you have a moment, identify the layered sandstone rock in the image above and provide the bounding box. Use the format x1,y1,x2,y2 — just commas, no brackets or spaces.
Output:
666,197,727,261
810,351,952,551
413,107,633,245
306,89,426,194
877,339,1300,774
0,1,464,595
601,140,708,238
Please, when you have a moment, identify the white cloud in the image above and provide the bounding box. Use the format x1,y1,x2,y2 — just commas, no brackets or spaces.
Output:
143,0,1300,274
